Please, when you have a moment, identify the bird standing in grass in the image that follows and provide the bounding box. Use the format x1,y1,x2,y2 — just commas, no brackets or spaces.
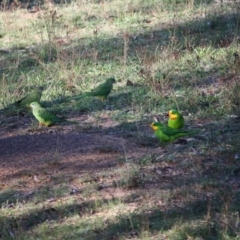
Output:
167,109,185,129
150,121,199,143
15,86,44,107
30,102,67,127
68,78,116,101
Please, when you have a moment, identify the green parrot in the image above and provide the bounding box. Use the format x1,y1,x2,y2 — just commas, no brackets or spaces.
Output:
68,78,116,101
167,109,185,129
15,86,44,107
150,121,199,143
30,102,67,127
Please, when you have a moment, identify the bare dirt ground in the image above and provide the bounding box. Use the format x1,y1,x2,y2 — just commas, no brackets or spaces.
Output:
0,113,161,194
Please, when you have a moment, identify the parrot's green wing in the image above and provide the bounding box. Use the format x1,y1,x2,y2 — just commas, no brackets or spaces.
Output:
88,78,115,98
151,122,199,143
15,86,44,107
30,102,67,127
37,108,66,126
167,109,185,129
68,78,116,101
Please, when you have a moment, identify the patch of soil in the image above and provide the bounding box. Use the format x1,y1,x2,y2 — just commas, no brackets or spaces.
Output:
0,120,161,191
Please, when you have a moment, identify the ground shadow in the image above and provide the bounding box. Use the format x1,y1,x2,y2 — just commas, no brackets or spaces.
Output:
1,188,239,239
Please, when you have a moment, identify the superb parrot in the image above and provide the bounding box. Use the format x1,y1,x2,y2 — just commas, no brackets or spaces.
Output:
68,78,116,101
151,122,199,143
30,102,67,127
15,86,44,107
168,109,185,129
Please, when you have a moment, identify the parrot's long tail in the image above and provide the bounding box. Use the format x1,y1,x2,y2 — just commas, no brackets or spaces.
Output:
67,93,89,101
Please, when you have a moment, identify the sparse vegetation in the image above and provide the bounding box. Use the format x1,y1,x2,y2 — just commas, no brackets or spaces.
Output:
1,0,240,239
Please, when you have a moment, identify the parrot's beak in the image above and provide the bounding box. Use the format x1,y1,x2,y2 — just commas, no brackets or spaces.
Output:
150,122,158,131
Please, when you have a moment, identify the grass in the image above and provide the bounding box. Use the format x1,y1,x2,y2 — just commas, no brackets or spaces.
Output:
1,0,240,239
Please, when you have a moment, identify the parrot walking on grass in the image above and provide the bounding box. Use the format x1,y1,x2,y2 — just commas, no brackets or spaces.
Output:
167,109,184,129
15,86,44,107
68,78,116,101
150,122,199,143
30,102,68,127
